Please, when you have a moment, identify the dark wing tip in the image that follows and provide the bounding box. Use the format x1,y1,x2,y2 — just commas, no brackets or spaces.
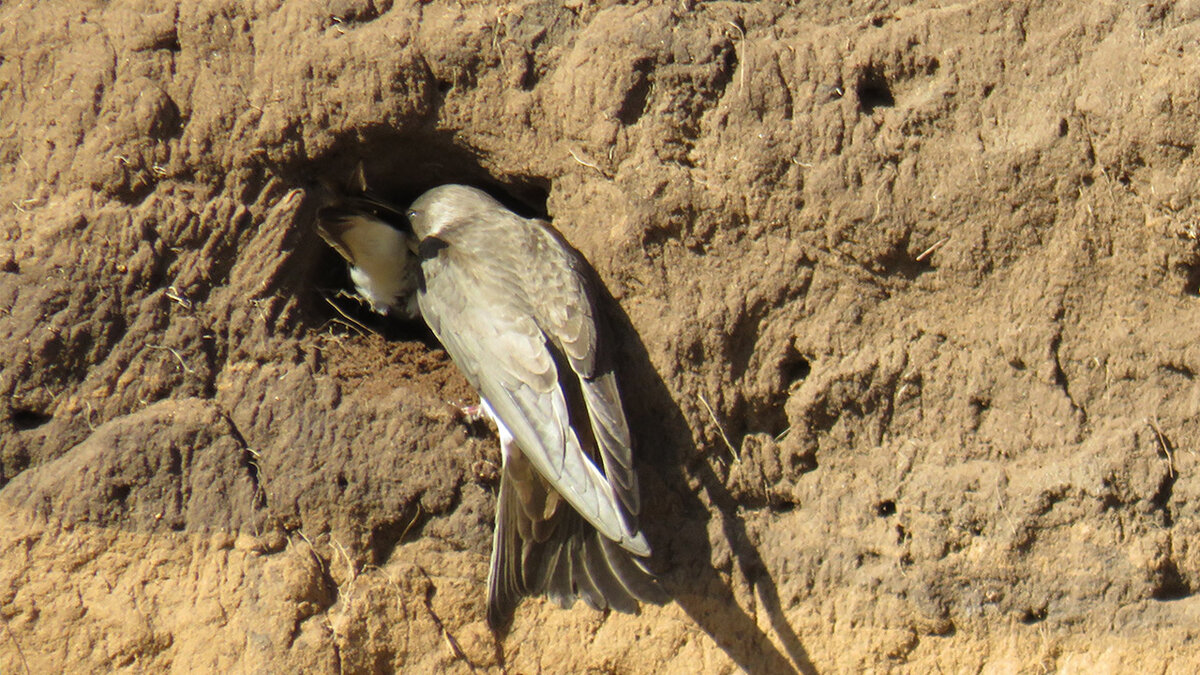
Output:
602,536,668,606
486,594,517,634
582,536,640,614
318,190,413,235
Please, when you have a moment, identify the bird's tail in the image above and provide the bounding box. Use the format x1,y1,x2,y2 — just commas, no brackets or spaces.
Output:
486,470,665,631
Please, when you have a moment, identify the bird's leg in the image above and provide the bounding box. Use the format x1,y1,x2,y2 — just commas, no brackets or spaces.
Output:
479,398,516,452
458,403,487,423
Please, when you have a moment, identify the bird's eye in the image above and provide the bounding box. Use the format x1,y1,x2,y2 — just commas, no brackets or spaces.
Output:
406,209,418,220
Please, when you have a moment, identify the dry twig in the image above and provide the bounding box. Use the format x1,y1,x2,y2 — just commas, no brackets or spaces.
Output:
1,612,32,675
727,21,747,93
414,566,479,673
567,148,607,177
1146,416,1176,478
699,394,738,461
915,237,950,262
147,344,195,374
319,291,376,337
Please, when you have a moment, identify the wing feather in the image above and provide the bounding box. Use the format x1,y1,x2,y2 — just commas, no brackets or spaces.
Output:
523,226,642,519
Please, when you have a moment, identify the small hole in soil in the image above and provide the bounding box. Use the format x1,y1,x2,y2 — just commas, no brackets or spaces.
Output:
1153,560,1192,601
617,60,653,126
1020,607,1047,624
875,500,896,517
1180,260,1200,296
11,408,51,431
788,451,817,474
336,473,348,490
153,34,181,53
369,507,427,565
856,68,894,113
783,351,811,386
108,484,132,505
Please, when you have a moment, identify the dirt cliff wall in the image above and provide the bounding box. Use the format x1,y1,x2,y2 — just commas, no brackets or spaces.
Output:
3,0,1200,672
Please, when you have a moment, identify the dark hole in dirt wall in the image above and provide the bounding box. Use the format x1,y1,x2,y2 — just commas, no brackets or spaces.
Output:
10,408,52,431
298,130,551,340
1178,254,1200,296
856,66,894,113
1152,559,1193,601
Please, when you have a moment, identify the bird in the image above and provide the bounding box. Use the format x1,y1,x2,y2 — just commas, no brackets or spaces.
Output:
315,173,421,319
316,183,662,629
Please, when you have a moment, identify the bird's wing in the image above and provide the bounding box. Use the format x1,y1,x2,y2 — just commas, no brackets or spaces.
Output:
523,223,641,517
417,224,648,555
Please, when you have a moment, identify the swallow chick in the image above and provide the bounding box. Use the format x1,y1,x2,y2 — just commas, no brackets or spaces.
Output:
316,194,422,319
320,183,663,629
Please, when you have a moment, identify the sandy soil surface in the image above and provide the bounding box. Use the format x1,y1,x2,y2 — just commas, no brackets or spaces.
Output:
3,0,1200,672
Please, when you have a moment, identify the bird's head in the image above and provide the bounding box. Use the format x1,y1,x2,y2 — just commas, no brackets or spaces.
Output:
406,184,507,240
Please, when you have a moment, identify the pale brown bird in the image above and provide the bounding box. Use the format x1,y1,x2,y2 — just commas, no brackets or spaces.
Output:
317,184,661,628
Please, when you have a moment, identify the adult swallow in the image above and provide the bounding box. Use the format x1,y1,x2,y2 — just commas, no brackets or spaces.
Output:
318,184,661,629
411,185,662,628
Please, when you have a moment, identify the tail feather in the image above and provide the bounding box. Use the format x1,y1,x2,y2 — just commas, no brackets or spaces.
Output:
486,477,526,630
488,495,663,630
581,535,640,614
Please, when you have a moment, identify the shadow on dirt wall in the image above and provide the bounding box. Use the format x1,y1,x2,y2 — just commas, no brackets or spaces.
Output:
599,279,818,675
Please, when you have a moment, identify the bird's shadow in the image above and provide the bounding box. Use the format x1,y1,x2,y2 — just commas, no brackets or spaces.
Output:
596,286,819,675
